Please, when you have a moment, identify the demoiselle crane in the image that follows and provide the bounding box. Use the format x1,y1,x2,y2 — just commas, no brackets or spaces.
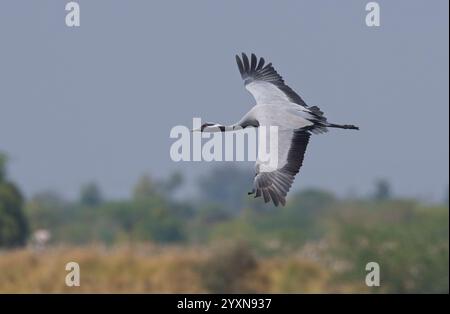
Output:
194,53,359,206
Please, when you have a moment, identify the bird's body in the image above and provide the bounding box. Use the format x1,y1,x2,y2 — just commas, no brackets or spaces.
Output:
195,53,359,206
241,103,314,131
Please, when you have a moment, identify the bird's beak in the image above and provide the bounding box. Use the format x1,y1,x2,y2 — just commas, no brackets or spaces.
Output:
191,128,201,132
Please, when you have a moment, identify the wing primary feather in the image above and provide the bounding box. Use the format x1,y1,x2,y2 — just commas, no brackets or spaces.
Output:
272,179,288,197
268,188,280,207
256,57,265,70
250,53,257,72
273,174,291,191
235,55,244,76
242,53,250,73
262,189,270,203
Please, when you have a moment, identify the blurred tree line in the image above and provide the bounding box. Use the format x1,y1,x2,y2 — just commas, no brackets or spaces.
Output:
0,155,448,293
0,153,28,248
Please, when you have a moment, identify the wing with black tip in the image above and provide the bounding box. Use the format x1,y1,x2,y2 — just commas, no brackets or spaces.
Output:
250,129,311,206
235,53,308,107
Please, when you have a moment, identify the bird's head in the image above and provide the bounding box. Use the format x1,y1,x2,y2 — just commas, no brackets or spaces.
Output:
191,123,225,133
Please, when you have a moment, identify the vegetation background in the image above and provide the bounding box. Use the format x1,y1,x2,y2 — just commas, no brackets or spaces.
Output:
0,153,448,293
0,0,448,295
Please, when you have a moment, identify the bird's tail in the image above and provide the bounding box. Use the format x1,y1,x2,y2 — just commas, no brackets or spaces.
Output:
327,123,359,130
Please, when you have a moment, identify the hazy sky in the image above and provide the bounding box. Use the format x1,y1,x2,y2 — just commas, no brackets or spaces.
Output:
0,1,448,201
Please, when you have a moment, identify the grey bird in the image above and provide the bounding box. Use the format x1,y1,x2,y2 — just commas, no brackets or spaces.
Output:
194,53,359,206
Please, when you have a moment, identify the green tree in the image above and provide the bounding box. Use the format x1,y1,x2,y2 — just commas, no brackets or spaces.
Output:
197,165,253,213
132,174,157,200
373,179,392,201
0,153,29,248
79,182,103,206
0,154,6,182
328,201,449,293
162,171,184,195
27,190,68,233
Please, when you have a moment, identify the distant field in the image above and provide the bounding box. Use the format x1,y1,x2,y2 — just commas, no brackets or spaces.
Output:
0,244,368,293
1,203,449,293
1,163,448,293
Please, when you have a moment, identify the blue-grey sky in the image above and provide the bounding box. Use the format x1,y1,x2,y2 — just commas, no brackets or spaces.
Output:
0,0,448,201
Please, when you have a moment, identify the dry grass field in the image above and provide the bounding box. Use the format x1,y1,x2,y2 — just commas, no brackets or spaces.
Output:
0,243,368,293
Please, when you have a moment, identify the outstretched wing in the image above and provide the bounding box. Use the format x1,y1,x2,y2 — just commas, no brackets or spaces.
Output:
250,129,311,206
236,53,308,107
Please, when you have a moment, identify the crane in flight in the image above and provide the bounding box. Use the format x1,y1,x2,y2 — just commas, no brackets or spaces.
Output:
194,53,359,206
